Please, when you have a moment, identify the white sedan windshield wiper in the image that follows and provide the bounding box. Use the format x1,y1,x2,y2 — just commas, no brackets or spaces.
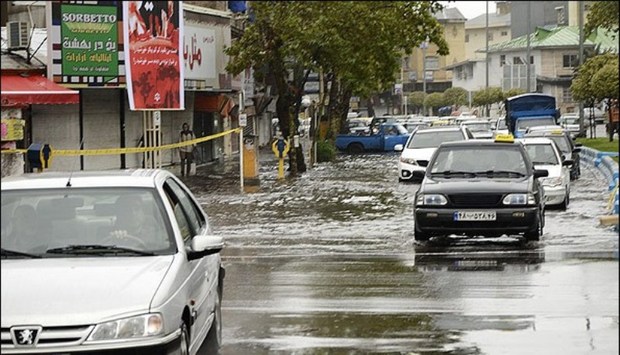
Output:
1,248,41,259
45,245,155,256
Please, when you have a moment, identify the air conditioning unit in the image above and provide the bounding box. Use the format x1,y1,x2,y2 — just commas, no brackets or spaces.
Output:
6,21,29,50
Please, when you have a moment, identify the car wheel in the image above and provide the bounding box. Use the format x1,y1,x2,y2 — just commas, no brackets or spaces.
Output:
414,227,430,242
524,214,542,241
347,143,364,154
204,280,222,353
176,322,190,355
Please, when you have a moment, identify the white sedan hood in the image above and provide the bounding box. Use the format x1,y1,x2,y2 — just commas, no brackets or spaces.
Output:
1,256,174,326
402,147,436,161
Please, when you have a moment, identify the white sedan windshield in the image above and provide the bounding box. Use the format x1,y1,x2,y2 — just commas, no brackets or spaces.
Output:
408,131,465,149
1,188,174,255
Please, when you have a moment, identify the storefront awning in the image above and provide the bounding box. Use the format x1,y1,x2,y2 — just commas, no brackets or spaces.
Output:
1,74,79,107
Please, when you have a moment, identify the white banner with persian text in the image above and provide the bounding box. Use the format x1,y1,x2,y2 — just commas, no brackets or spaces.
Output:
183,23,216,81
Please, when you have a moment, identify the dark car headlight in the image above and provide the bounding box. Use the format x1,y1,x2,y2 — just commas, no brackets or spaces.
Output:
502,193,536,205
416,194,448,206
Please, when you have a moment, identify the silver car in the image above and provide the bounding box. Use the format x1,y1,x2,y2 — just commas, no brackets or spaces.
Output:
1,169,224,354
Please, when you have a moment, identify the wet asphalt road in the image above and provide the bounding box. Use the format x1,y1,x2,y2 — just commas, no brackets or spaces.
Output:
187,146,619,355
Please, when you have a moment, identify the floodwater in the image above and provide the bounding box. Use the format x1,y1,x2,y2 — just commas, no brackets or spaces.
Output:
187,148,619,355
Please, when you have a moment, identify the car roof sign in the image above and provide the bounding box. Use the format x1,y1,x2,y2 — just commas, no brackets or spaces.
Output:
494,133,514,143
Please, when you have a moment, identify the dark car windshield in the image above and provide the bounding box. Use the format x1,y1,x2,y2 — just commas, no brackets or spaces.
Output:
1,188,175,257
408,130,465,149
429,145,528,176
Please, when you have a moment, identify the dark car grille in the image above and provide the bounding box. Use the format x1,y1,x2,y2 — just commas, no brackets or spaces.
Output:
449,194,503,207
418,160,429,167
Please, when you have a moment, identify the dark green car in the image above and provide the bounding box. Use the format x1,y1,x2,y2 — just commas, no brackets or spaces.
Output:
414,138,549,242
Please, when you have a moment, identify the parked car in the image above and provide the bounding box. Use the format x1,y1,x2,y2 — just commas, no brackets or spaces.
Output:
1,169,225,354
520,137,572,209
395,126,473,182
413,135,548,241
524,129,581,181
583,106,606,124
336,123,409,153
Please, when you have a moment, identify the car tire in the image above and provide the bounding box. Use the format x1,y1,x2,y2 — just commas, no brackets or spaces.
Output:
176,322,190,355
414,227,431,242
347,143,364,154
524,215,542,241
204,280,222,353
559,190,570,210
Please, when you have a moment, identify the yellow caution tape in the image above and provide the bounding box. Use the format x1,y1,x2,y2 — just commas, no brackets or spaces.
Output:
1,128,241,157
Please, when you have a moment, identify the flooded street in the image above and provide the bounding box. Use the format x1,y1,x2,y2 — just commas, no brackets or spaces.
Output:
187,150,618,354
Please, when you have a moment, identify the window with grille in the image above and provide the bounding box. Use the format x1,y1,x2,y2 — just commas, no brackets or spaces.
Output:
425,56,439,70
563,54,578,68
562,87,573,103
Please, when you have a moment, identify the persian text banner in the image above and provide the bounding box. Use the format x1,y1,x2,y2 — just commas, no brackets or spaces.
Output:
124,0,184,110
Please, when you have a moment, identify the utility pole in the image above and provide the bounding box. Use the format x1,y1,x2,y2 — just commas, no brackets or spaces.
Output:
421,37,428,115
578,1,585,137
485,0,489,116
485,0,489,90
526,1,531,92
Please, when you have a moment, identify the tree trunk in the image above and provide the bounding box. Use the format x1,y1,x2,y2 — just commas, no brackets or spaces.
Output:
366,97,375,118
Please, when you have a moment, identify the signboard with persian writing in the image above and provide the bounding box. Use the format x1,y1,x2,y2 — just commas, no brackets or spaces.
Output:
123,1,184,110
49,1,125,87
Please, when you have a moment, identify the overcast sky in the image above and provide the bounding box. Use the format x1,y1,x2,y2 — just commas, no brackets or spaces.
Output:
440,1,498,20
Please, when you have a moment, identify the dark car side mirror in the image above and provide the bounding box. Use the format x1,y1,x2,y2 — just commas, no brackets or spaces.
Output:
533,169,549,179
573,148,581,153
562,159,574,166
575,142,583,147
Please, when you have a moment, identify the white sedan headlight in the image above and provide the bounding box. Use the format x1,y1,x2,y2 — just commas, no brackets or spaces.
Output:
502,193,536,205
416,194,448,205
88,313,164,341
400,156,418,165
541,177,563,187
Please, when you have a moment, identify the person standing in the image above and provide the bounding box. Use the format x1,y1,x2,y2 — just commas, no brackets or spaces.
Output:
179,123,196,177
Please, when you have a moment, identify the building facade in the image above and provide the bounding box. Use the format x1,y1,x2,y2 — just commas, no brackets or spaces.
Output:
450,26,618,115
1,1,254,174
402,7,467,95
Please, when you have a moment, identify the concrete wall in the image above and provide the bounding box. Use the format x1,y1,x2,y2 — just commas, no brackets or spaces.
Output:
465,26,511,60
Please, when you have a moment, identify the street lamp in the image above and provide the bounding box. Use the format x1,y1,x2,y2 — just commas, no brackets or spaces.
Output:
421,36,429,115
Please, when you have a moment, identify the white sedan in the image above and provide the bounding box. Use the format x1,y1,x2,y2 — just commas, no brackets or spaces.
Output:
395,126,472,182
520,137,572,209
1,169,224,354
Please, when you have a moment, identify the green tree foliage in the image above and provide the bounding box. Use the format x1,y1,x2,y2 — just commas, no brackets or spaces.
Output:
442,87,468,108
504,87,527,99
584,1,619,38
571,53,619,104
591,62,619,100
424,92,447,113
224,2,449,174
472,87,504,107
408,91,427,113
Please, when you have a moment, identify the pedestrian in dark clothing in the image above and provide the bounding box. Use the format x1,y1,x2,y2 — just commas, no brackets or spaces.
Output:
179,123,196,177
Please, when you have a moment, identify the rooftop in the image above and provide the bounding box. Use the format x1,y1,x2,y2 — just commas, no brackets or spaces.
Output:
466,12,511,29
480,26,619,53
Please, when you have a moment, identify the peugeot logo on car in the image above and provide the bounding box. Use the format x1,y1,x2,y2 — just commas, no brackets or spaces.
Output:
10,326,42,346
